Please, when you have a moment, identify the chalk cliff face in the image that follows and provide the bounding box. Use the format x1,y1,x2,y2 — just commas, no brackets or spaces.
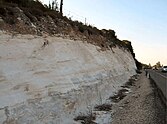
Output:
0,31,136,123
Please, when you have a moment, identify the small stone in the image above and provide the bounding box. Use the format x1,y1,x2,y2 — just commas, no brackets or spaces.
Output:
17,17,22,21
132,94,139,98
0,17,4,22
119,106,124,109
124,101,129,104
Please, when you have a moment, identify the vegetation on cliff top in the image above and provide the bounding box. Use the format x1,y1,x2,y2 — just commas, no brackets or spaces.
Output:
0,0,142,69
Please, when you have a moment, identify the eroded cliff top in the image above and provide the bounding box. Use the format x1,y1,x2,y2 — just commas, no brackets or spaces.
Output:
0,1,132,49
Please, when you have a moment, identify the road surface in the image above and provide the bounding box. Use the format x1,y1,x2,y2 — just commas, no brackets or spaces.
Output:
155,70,167,77
147,69,167,104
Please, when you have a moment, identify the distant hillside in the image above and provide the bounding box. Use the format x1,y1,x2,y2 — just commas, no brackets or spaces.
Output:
0,0,142,69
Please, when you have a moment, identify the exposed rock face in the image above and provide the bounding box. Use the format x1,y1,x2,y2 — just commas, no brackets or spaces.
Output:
0,31,136,124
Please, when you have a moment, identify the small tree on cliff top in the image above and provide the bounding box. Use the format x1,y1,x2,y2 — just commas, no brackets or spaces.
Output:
60,0,63,15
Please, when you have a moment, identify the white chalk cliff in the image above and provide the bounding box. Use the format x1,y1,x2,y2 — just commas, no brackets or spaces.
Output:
0,31,136,123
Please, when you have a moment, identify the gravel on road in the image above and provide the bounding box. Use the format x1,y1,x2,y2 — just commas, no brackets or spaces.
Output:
111,72,167,124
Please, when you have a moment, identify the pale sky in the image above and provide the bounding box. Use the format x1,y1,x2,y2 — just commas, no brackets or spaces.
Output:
41,0,167,66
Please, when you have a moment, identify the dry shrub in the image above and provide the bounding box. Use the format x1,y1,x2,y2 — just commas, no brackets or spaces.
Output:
74,113,96,124
94,104,112,111
109,89,128,103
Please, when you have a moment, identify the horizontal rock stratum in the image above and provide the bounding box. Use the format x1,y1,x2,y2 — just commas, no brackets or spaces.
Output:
0,31,136,124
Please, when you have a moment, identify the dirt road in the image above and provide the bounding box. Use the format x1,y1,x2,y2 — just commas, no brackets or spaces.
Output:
111,72,167,124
